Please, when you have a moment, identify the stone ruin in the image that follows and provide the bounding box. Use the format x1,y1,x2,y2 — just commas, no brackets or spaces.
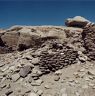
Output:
0,16,95,74
39,43,78,73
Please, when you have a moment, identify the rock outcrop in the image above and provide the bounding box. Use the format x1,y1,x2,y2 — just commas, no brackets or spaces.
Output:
0,26,82,52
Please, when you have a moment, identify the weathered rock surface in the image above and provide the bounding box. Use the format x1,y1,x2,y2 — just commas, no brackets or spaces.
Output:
0,25,82,52
1,31,20,50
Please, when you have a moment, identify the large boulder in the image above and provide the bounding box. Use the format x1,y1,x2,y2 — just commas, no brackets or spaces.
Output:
1,27,41,51
1,31,20,50
65,16,90,28
17,28,41,51
1,31,19,50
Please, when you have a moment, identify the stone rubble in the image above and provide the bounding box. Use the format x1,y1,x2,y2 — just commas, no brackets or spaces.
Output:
19,65,32,77
0,16,95,96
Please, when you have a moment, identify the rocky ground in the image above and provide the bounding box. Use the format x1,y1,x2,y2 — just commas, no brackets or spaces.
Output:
0,16,95,96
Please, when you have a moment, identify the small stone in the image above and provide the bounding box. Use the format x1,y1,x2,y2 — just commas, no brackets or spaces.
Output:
28,76,33,83
11,73,20,82
88,70,95,76
2,66,9,72
31,83,39,86
6,74,12,80
84,76,90,81
0,62,5,67
31,79,43,86
54,76,60,81
79,55,87,62
31,58,40,65
25,89,31,93
79,68,85,72
37,90,43,96
85,66,89,69
0,83,6,89
34,50,42,56
32,76,39,80
78,72,85,78
78,51,82,55
22,54,33,60
32,69,38,74
74,80,79,84
68,79,74,82
33,87,38,93
69,82,75,86
44,84,50,89
88,76,94,80
35,79,43,85
37,70,42,76
5,90,13,96
9,66,15,71
55,70,62,75
73,72,80,78
32,68,42,76
19,65,31,77
28,92,38,96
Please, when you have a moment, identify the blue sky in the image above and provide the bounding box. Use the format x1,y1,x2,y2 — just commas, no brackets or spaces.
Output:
0,0,95,28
